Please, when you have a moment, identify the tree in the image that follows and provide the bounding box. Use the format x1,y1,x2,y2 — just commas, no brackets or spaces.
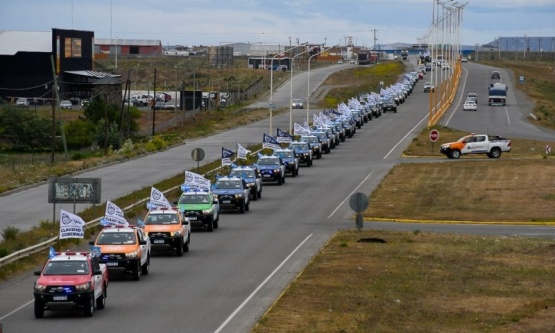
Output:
0,105,53,151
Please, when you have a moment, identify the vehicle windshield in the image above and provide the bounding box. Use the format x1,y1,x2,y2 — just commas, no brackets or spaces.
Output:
179,194,211,204
257,158,280,166
489,89,506,97
301,136,318,144
96,232,136,245
275,151,294,158
290,143,308,150
215,180,243,189
229,170,255,178
145,213,180,225
43,260,90,275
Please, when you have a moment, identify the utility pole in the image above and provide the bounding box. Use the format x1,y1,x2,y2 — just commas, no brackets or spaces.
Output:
152,67,156,136
372,29,378,50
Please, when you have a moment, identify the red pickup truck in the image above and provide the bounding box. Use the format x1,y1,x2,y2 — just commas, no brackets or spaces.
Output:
33,251,109,318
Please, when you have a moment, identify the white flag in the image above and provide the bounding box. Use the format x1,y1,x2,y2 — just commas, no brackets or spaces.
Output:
148,187,172,210
102,200,129,227
184,170,211,192
237,143,251,160
59,209,85,239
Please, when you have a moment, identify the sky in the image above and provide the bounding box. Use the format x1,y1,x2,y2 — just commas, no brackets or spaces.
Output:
1,0,555,49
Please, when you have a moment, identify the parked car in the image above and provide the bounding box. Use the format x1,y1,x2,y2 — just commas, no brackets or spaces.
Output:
291,99,303,109
163,102,176,110
15,98,29,107
461,57,468,63
60,100,73,109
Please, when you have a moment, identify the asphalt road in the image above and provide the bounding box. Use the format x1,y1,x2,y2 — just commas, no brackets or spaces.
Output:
1,58,554,333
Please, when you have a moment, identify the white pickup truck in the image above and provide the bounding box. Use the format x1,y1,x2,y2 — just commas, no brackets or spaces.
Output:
439,133,512,159
463,100,477,111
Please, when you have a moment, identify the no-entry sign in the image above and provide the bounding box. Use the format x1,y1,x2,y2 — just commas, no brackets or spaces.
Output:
429,129,439,142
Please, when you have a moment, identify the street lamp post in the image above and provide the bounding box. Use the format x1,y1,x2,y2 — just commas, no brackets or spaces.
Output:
269,45,301,135
289,47,312,133
307,44,338,124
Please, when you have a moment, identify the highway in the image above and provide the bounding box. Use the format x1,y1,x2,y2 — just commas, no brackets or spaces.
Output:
1,58,554,333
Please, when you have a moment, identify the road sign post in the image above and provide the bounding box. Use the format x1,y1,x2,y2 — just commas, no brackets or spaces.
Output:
349,192,369,231
429,129,439,154
191,147,205,172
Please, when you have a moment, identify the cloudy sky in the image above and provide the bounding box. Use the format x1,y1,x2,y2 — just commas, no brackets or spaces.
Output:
2,0,555,48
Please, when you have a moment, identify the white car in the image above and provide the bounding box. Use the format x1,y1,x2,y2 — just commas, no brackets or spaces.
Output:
60,100,73,109
463,100,477,111
291,98,303,109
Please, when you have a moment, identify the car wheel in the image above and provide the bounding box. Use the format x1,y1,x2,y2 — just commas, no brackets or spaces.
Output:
207,219,214,232
132,261,141,281
96,287,106,310
239,200,245,213
83,294,94,317
34,300,45,318
317,151,322,159
489,148,501,158
450,150,461,159
141,255,150,275
257,189,262,199
277,176,282,185
176,239,184,256
251,189,258,201
184,233,190,252
245,201,250,211
292,168,297,177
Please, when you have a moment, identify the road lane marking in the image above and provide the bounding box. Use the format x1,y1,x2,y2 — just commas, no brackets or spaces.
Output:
213,233,313,333
328,170,375,219
0,299,33,321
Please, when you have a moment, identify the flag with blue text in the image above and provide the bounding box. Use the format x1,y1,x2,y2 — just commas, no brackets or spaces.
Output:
59,209,86,239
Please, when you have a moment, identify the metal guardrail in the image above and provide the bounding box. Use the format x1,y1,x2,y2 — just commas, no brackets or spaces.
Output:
0,152,255,268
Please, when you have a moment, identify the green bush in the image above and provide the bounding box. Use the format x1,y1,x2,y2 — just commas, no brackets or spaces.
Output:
1,226,20,241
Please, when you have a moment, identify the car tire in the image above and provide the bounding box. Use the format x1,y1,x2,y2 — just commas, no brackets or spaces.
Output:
489,148,502,158
132,261,141,281
450,149,461,159
257,189,262,199
252,189,258,201
96,287,106,310
184,233,190,252
141,254,150,275
277,176,282,185
245,201,250,211
207,219,214,232
34,300,45,318
176,239,184,256
83,294,94,317
239,201,245,213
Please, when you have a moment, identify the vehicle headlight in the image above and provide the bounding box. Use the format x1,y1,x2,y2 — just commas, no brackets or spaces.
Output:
213,194,219,199
202,208,212,214
34,283,47,292
288,162,294,165
247,182,255,188
126,249,140,259
172,230,182,237
76,282,91,291
274,168,281,173
235,194,244,199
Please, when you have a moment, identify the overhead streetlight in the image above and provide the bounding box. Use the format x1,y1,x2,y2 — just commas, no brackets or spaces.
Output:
269,44,301,135
307,44,339,124
289,46,313,133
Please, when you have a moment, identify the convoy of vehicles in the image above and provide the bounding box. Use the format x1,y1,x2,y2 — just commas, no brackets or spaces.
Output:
25,60,519,322
439,133,512,159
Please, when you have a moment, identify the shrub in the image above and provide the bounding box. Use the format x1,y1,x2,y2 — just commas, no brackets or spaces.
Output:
1,226,20,241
